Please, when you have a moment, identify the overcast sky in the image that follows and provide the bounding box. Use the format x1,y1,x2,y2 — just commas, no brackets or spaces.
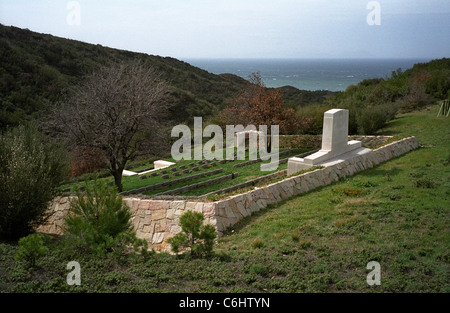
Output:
1,0,449,60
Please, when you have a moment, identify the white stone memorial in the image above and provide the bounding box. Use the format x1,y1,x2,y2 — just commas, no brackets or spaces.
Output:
287,109,369,176
153,160,176,170
123,160,176,177
122,170,138,177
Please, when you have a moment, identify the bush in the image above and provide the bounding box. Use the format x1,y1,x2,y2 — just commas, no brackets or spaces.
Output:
252,238,265,249
414,177,437,189
356,104,397,135
296,105,329,135
63,180,147,257
0,124,69,239
167,211,217,258
15,233,50,268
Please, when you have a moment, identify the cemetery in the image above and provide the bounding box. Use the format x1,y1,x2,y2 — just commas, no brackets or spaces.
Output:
1,23,447,294
39,109,420,252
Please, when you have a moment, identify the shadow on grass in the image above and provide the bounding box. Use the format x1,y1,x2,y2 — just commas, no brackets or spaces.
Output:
376,116,407,136
359,166,403,178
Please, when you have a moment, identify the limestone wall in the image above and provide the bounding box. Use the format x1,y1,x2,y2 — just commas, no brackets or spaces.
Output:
37,196,217,252
213,136,420,235
38,136,419,252
37,196,77,235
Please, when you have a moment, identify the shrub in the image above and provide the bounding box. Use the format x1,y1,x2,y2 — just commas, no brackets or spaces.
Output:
296,105,329,135
167,211,217,258
252,238,265,249
299,240,312,250
414,177,436,189
15,233,50,268
356,105,396,135
249,264,268,277
0,124,69,239
63,180,147,257
332,187,364,197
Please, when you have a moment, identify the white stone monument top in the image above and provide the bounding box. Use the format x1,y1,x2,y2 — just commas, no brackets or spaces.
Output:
153,160,176,170
287,108,369,175
322,109,348,152
122,160,176,177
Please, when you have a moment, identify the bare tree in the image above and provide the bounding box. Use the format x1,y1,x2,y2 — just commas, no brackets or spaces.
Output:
50,61,171,192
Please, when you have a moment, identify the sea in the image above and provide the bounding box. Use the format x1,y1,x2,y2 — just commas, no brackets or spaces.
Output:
184,58,431,92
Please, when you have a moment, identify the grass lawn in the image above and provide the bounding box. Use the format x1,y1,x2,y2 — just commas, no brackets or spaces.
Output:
58,148,309,196
0,106,448,293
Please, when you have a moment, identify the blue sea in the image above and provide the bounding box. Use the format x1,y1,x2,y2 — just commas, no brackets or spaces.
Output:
184,58,431,92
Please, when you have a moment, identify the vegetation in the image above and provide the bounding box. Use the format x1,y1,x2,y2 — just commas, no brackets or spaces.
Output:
0,106,448,293
0,24,326,132
0,24,331,180
297,58,450,135
58,148,309,197
3,24,448,186
217,72,300,137
0,123,69,240
168,211,217,258
15,233,50,269
63,180,147,257
0,24,449,294
48,61,171,192
0,23,245,129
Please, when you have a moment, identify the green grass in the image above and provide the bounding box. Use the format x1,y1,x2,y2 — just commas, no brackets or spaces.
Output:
216,106,450,292
1,106,448,293
59,148,308,196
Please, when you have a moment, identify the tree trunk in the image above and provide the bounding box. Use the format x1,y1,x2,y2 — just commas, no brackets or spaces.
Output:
267,128,272,154
111,168,123,192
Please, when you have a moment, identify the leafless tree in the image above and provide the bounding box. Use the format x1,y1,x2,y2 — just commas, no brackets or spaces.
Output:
49,61,172,192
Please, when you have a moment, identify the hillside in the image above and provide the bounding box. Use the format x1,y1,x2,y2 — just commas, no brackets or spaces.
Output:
1,106,448,293
0,24,327,130
0,24,245,129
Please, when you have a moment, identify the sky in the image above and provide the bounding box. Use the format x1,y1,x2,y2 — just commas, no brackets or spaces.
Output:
0,0,449,60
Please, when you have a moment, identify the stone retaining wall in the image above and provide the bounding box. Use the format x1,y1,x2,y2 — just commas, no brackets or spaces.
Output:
212,136,419,235
38,136,420,252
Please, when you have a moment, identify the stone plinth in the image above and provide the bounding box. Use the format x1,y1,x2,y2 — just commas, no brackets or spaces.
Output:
287,109,362,175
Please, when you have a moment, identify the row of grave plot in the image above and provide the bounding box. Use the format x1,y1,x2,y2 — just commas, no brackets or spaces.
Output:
146,149,315,199
60,149,307,196
139,158,230,180
120,168,225,196
152,172,240,196
176,149,315,197
120,148,305,193
150,169,289,200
